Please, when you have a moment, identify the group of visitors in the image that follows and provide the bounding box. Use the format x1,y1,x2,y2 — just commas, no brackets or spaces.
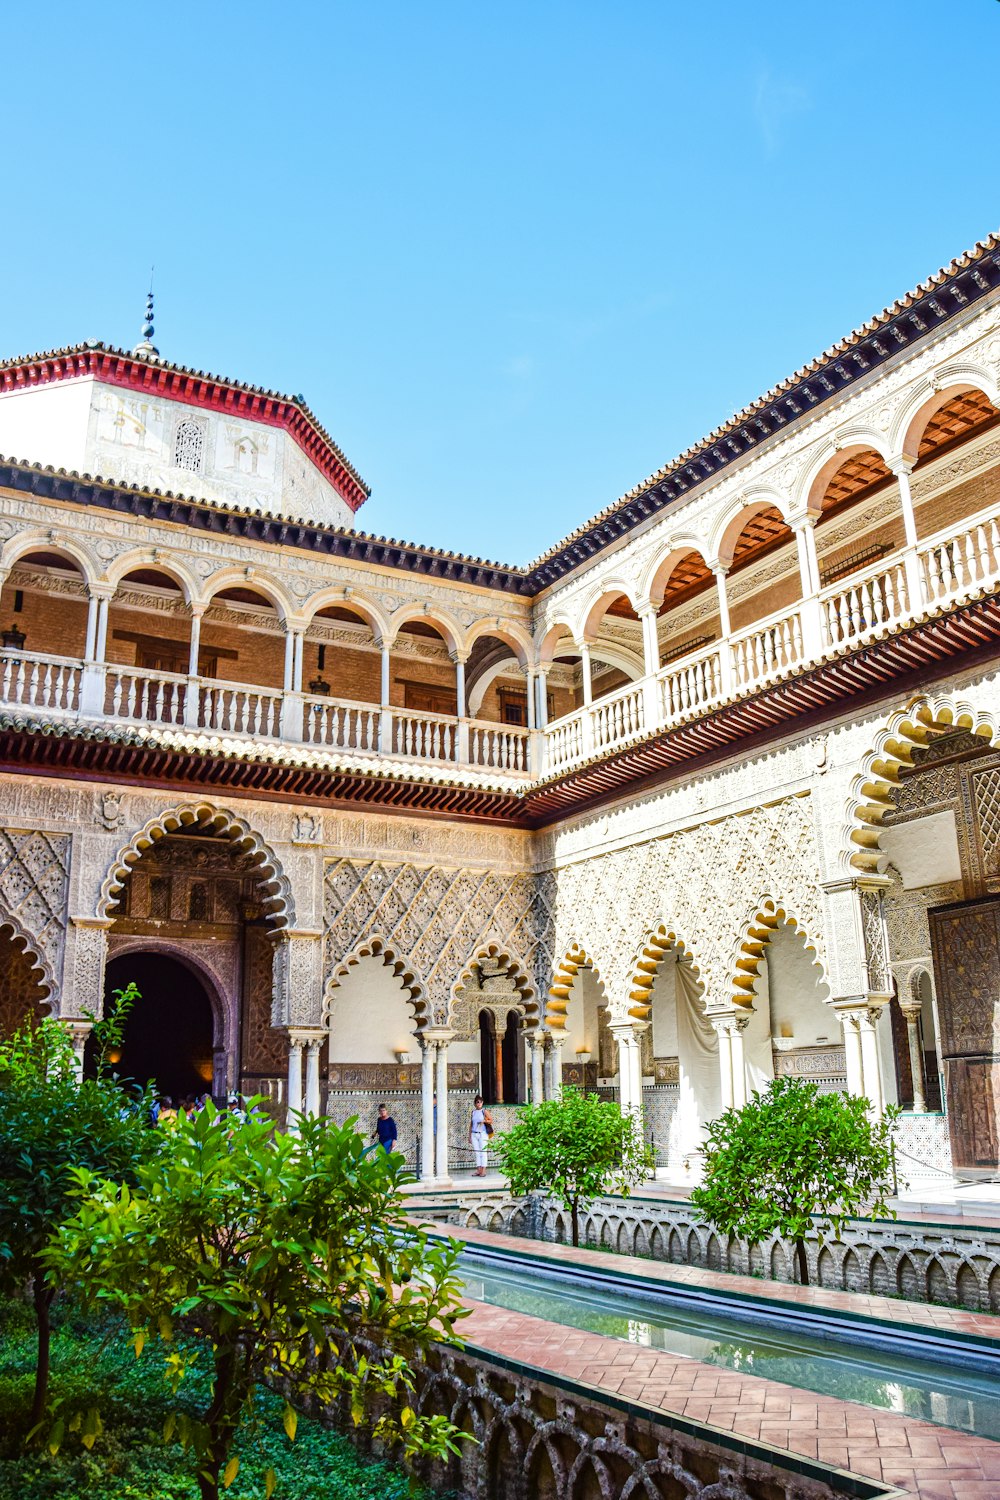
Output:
372,1094,494,1176
150,1093,210,1125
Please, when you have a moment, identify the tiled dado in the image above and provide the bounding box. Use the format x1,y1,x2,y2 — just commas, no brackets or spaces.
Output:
443,1224,1000,1500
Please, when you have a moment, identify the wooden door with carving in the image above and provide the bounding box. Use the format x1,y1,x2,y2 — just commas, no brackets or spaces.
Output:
929,895,1000,1171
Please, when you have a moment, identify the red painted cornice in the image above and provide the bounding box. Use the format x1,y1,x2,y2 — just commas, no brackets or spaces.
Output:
0,345,369,513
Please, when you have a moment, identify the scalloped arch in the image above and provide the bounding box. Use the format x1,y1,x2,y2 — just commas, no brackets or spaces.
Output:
98,802,294,929
0,905,55,1005
450,940,540,1024
730,895,825,1008
322,934,430,1026
546,943,607,1030
844,693,998,873
624,923,703,1022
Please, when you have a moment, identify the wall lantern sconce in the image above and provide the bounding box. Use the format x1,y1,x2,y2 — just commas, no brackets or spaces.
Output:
395,1048,413,1066
308,677,331,697
1,624,26,651
575,1048,592,1065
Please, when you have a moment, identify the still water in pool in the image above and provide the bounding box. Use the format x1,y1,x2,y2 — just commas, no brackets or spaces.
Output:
460,1257,1000,1440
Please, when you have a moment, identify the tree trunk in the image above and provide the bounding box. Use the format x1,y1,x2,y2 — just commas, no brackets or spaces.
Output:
570,1197,579,1248
794,1238,809,1286
197,1344,244,1500
29,1270,54,1428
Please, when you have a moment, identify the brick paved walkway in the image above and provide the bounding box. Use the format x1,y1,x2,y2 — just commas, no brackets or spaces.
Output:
445,1223,1000,1500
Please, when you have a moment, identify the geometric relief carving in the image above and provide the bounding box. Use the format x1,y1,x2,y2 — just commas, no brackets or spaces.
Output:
323,860,546,1025
241,924,286,1079
929,896,1000,1171
0,829,71,999
973,765,1000,875
859,887,891,994
548,796,824,1015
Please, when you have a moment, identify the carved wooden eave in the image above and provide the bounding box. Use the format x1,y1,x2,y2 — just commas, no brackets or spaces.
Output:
2,589,1000,828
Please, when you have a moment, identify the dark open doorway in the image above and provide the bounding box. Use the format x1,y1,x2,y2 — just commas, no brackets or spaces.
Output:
102,952,215,1100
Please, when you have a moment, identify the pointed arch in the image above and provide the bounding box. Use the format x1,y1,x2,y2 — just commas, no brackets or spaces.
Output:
0,905,55,1005
845,692,999,872
730,895,825,1006
625,923,703,1022
450,940,540,1024
546,943,607,1030
322,934,430,1027
98,801,294,929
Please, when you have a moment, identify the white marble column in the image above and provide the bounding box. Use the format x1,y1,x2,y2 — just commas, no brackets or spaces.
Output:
890,458,923,610
901,1003,927,1113
63,1018,93,1081
710,563,734,694
304,1033,324,1116
544,1033,566,1098
283,628,296,692
187,609,203,678
791,514,823,656
579,642,593,706
710,1010,750,1110
535,667,550,729
93,593,110,662
84,593,99,661
420,1034,437,1181
530,1030,545,1104
433,1031,452,1183
285,1033,305,1131
858,1005,886,1116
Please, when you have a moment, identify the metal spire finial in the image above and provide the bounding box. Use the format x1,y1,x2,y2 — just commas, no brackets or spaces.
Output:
132,270,159,358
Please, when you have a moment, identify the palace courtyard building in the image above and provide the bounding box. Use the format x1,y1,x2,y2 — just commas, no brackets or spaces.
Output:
2,240,1000,1186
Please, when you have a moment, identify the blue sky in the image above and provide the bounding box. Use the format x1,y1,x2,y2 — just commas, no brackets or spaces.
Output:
3,2,999,563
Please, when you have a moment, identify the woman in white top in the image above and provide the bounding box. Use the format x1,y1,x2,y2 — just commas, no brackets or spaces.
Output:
469,1094,489,1176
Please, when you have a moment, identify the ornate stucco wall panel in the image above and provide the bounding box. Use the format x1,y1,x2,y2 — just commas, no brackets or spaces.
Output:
0,828,71,999
323,859,548,1026
547,795,825,1018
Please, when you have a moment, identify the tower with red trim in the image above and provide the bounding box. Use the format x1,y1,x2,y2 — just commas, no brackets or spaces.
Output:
0,297,369,529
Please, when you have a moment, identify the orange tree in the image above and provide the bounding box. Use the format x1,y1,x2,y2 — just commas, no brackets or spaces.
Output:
495,1087,653,1248
691,1076,899,1285
0,992,152,1430
46,1103,467,1500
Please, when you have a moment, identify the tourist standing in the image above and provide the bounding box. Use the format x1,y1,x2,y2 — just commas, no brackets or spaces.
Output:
372,1103,398,1155
470,1094,490,1176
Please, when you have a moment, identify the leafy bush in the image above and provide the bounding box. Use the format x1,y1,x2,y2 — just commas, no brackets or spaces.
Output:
690,1075,899,1285
0,991,155,1426
0,1301,434,1499
46,1103,467,1499
495,1087,653,1247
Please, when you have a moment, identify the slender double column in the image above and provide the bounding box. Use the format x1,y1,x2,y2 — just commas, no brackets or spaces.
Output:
529,1030,546,1104
421,1028,454,1183
710,1009,751,1111
285,1027,326,1129
609,1020,645,1118
543,1032,566,1099
900,1002,927,1113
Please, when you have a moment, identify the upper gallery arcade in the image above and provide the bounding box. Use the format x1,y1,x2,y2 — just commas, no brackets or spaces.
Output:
3,235,1000,1183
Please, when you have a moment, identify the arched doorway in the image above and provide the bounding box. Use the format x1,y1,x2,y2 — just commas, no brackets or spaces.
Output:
103,820,287,1099
501,1009,522,1104
103,952,215,1100
478,1009,497,1103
